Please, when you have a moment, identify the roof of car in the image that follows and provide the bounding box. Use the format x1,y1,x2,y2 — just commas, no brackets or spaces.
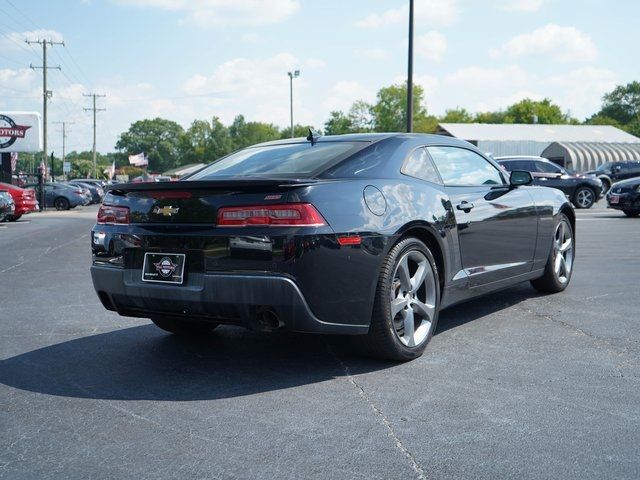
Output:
495,155,546,161
249,132,474,148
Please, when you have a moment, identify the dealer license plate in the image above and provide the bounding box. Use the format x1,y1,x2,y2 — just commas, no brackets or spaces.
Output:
142,252,186,284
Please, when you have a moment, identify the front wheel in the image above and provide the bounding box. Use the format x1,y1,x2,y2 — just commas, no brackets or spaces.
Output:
7,214,21,222
623,210,640,218
150,316,218,335
573,187,595,209
362,237,440,362
531,213,575,293
54,197,70,210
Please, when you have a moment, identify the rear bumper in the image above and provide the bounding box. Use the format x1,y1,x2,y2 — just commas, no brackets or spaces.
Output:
91,265,369,335
606,192,640,211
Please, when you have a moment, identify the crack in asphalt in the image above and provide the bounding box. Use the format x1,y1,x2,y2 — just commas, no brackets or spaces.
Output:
327,346,427,480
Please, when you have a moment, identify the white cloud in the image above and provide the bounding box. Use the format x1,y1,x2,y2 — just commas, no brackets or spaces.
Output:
497,0,548,12
0,29,64,52
323,81,375,112
114,0,300,27
415,31,447,61
356,0,459,29
490,24,597,62
547,67,617,118
355,48,391,60
180,52,316,127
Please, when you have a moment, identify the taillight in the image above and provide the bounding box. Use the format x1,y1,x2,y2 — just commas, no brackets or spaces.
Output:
217,203,326,227
97,204,130,224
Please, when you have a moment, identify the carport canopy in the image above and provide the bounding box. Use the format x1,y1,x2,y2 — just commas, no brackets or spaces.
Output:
541,142,640,171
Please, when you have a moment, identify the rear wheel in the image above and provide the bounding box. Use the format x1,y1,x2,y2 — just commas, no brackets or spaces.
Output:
531,214,574,293
573,187,595,209
623,210,640,217
150,316,218,335
54,197,70,210
7,214,21,222
362,237,440,362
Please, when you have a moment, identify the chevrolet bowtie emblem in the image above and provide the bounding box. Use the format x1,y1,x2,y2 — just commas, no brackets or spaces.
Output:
153,205,180,216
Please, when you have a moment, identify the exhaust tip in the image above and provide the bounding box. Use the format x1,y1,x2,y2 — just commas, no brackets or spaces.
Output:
252,307,283,332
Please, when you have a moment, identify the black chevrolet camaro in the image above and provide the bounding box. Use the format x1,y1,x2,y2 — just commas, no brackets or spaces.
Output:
91,133,576,361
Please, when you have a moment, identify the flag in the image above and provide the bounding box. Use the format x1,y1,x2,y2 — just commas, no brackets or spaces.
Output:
107,161,116,179
128,152,148,167
10,152,18,173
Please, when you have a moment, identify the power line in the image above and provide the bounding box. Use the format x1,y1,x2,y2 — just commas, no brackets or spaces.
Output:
4,0,41,31
83,93,106,177
26,37,64,181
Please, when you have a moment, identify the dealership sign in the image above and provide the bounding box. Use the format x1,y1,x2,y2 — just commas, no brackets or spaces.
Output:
0,112,42,153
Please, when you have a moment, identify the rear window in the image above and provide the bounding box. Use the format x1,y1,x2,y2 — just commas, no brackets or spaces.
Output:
188,142,365,180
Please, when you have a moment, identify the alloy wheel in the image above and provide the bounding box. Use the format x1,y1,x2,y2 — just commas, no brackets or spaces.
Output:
553,219,573,284
389,250,437,347
576,189,593,208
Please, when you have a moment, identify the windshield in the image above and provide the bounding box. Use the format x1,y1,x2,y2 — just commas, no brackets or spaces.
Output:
595,162,612,171
188,142,366,180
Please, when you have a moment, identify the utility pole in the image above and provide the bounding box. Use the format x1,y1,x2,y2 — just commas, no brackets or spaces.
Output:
83,93,106,178
287,70,300,138
53,121,74,176
26,38,64,181
406,0,414,133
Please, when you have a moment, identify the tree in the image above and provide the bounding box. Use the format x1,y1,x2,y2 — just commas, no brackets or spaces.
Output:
473,111,507,124
348,100,374,132
590,82,640,137
370,82,428,132
229,115,280,149
115,118,184,172
324,111,353,135
440,108,474,123
503,98,573,124
279,124,318,139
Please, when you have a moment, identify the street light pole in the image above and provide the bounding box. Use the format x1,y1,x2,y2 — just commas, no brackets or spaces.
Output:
288,70,300,138
406,0,414,133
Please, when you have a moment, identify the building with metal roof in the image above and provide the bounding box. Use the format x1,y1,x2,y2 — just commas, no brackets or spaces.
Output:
541,142,640,171
437,123,640,167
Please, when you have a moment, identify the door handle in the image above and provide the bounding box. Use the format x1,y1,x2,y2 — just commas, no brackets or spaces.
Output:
456,201,474,213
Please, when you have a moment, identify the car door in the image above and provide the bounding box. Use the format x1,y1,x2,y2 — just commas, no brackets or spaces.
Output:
427,146,538,287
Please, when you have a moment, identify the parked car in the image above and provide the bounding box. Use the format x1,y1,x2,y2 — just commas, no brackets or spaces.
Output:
23,182,87,210
0,190,15,222
585,161,640,193
69,178,108,189
91,133,576,362
0,182,38,221
496,156,603,209
606,177,640,217
67,181,104,204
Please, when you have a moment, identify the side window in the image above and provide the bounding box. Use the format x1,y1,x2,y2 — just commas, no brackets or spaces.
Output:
401,148,442,184
505,160,534,171
534,161,561,174
427,146,504,186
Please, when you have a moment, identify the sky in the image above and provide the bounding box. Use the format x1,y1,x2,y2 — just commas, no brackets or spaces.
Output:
0,0,638,154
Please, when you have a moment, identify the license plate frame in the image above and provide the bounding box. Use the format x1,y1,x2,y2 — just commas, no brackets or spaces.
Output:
610,195,620,204
142,252,186,284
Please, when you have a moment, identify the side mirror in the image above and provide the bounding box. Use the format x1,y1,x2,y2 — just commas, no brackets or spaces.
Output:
510,170,533,186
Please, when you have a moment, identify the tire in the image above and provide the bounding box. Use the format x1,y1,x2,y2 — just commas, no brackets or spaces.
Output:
573,187,595,209
150,316,218,335
531,213,575,293
623,210,640,217
54,197,70,210
361,237,440,362
7,214,21,222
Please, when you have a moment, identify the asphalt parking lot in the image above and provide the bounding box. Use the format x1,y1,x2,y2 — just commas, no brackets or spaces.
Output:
1,204,639,480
